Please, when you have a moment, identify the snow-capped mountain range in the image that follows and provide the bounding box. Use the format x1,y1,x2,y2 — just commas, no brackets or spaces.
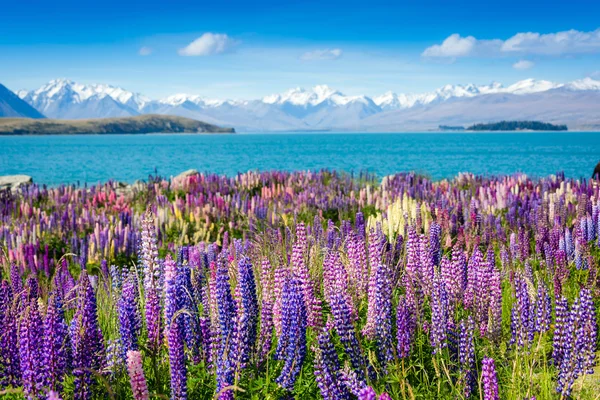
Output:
12,77,600,131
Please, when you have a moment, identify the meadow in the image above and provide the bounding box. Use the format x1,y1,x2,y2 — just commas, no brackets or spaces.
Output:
0,170,599,400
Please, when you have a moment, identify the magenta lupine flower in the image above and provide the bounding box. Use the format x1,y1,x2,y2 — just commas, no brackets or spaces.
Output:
234,256,258,370
118,271,141,354
167,318,187,400
19,299,44,398
0,280,21,387
291,222,322,328
43,293,71,392
379,393,392,400
126,350,149,400
72,272,105,400
481,357,499,400
275,277,307,392
396,296,415,359
313,329,350,400
430,273,449,353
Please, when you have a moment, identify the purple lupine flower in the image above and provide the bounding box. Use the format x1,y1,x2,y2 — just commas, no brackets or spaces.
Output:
418,234,435,295
481,357,499,400
487,264,503,339
465,248,484,309
396,296,415,359
126,350,149,400
215,253,237,399
145,287,162,354
330,292,366,380
275,277,307,392
43,293,71,392
374,263,394,368
118,271,141,354
357,386,377,400
168,318,187,400
429,221,442,266
576,288,596,374
534,280,552,333
313,330,351,400
234,256,258,370
510,276,533,348
0,280,21,387
347,230,368,300
72,272,105,400
552,297,569,366
19,299,44,399
164,255,181,336
458,316,475,398
430,273,449,353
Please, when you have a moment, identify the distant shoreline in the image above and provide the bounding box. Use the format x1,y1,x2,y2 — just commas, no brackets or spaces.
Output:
0,114,235,135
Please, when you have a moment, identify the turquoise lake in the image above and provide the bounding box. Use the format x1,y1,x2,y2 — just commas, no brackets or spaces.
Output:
1,132,599,186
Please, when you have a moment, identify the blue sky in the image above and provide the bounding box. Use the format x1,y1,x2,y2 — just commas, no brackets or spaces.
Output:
1,0,599,99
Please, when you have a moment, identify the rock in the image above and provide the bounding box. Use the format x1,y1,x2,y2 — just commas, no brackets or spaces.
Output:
0,175,33,192
175,169,199,179
593,162,600,178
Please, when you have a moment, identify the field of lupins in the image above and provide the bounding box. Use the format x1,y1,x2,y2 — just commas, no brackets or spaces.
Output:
1,170,600,400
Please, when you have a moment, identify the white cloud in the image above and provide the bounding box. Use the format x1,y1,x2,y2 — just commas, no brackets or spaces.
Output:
178,33,237,56
423,28,600,58
513,60,534,70
139,46,153,56
421,34,477,57
301,48,343,61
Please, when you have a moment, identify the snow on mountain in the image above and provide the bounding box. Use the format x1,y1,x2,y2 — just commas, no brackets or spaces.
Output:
13,76,600,130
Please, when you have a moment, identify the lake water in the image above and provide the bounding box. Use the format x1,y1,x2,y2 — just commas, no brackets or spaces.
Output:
1,132,599,186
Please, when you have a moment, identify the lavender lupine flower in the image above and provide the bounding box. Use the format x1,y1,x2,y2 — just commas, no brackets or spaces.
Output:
19,299,44,398
430,273,449,353
464,248,483,310
534,281,552,333
364,227,387,338
374,263,394,369
168,318,187,400
275,277,307,392
458,316,476,398
347,230,368,299
72,272,105,400
43,294,71,392
140,211,162,352
118,272,141,354
47,390,61,400
481,357,499,400
257,258,275,367
291,222,322,329
396,296,415,359
418,234,435,295
0,280,21,387
126,350,149,400
313,330,351,400
106,338,126,377
234,256,259,370
487,265,503,339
